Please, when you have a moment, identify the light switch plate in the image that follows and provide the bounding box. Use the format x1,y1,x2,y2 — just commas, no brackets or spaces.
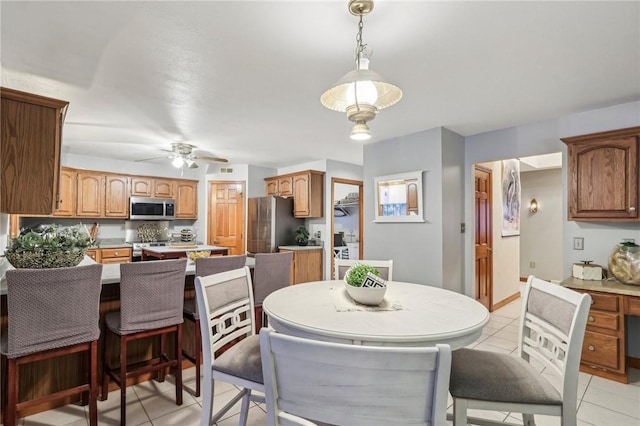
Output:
573,237,584,250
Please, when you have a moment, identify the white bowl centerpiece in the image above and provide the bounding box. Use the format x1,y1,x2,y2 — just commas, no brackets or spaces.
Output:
343,263,387,305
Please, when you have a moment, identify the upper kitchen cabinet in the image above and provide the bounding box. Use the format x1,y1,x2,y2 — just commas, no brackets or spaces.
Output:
562,126,640,222
265,170,324,218
104,175,129,218
131,177,176,199
1,87,69,215
76,171,129,218
175,179,198,219
53,168,77,217
265,176,293,197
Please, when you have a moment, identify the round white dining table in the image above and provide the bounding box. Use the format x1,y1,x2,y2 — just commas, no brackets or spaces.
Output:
262,280,490,349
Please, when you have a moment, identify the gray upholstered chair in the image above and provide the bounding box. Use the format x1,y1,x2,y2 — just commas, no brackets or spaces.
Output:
194,266,264,426
183,254,246,397
101,259,187,425
1,264,103,426
253,252,293,330
334,258,393,281
449,275,591,426
260,328,452,426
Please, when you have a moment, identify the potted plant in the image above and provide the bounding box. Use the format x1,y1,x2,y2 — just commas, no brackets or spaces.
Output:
3,224,91,269
295,225,309,246
343,263,386,305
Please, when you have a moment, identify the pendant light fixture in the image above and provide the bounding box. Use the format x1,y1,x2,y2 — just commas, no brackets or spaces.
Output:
321,0,402,141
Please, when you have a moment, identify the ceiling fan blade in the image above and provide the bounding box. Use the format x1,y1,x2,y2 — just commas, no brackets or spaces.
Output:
187,161,199,169
135,155,169,162
193,155,228,163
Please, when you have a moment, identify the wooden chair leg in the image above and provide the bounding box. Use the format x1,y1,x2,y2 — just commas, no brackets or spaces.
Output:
89,340,98,426
175,325,183,405
6,357,18,426
120,336,128,425
194,318,201,397
157,333,167,382
101,328,112,401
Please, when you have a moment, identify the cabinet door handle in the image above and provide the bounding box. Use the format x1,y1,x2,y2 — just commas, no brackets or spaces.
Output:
588,316,595,322
588,345,595,351
630,206,637,212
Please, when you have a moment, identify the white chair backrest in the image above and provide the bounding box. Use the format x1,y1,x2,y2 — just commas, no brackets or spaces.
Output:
519,275,591,413
260,328,451,426
194,266,256,359
334,259,393,281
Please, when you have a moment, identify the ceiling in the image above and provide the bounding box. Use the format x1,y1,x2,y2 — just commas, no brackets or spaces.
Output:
2,1,639,169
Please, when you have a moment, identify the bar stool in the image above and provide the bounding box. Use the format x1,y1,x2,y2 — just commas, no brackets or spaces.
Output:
182,254,246,397
101,259,186,425
253,251,293,331
1,264,103,426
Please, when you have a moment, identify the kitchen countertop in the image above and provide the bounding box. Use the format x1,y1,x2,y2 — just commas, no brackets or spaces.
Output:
278,245,323,251
0,255,255,295
561,276,640,297
141,244,229,254
88,239,131,250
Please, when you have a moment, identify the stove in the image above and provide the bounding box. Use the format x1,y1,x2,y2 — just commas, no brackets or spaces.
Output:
129,241,170,257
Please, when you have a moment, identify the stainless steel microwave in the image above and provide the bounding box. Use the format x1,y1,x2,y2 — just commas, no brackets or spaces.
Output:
129,197,175,220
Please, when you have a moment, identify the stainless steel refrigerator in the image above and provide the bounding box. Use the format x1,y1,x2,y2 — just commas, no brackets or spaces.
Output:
247,196,303,255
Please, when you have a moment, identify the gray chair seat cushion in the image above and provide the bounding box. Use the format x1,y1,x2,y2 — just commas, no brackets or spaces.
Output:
105,311,183,336
213,334,263,384
450,348,562,405
183,299,198,320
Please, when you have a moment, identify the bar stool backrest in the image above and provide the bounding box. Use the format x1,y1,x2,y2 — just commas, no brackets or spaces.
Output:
253,252,294,306
118,259,187,334
5,263,103,358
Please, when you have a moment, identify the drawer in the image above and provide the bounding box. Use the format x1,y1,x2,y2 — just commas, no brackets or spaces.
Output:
101,248,131,259
625,296,640,316
101,257,130,264
589,293,620,312
582,331,620,370
86,249,101,262
586,311,619,331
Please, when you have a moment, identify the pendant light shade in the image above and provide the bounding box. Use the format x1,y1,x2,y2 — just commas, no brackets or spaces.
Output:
321,0,402,141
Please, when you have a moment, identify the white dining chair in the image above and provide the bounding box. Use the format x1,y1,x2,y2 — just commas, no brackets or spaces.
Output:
260,328,451,426
449,275,591,426
334,258,393,281
195,266,264,426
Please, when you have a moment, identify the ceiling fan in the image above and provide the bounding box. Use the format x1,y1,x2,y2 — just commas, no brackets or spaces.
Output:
138,143,228,168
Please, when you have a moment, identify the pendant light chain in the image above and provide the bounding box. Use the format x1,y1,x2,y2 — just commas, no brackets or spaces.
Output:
353,13,367,110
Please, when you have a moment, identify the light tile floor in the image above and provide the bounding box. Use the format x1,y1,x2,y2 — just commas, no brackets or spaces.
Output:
12,298,640,425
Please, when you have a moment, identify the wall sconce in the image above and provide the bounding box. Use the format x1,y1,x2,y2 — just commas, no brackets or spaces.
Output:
529,198,539,213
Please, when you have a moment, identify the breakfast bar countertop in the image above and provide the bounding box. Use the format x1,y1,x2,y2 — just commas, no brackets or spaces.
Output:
561,276,640,297
140,244,230,254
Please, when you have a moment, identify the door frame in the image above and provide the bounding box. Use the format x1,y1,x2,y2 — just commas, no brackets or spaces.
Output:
331,178,363,278
474,165,493,311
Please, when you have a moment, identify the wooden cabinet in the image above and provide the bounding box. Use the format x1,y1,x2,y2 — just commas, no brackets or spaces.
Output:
292,171,324,218
176,180,198,219
76,171,128,218
86,247,131,264
1,87,69,215
130,177,153,197
153,178,176,198
279,248,323,284
266,176,293,197
265,170,324,218
53,168,77,217
573,290,627,382
76,172,104,217
104,175,129,218
562,127,640,221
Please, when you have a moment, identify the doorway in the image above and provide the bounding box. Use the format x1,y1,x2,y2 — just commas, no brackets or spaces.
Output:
207,181,245,255
331,178,363,278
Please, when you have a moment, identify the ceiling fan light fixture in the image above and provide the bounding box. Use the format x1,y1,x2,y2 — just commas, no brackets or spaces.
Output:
172,156,185,168
320,0,402,140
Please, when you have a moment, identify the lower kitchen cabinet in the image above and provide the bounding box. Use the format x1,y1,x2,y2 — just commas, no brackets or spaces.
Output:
279,247,323,284
87,247,131,264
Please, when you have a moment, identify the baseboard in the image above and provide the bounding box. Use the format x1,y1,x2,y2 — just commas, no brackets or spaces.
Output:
492,292,521,311
628,356,640,369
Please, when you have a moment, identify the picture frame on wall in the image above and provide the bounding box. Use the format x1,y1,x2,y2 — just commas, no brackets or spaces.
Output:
501,159,520,237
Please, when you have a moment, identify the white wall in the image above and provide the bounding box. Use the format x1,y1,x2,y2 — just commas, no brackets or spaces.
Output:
520,168,563,281
361,127,465,290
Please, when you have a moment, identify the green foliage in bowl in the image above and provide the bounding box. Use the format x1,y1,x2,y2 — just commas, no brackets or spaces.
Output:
4,224,91,268
345,264,381,287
